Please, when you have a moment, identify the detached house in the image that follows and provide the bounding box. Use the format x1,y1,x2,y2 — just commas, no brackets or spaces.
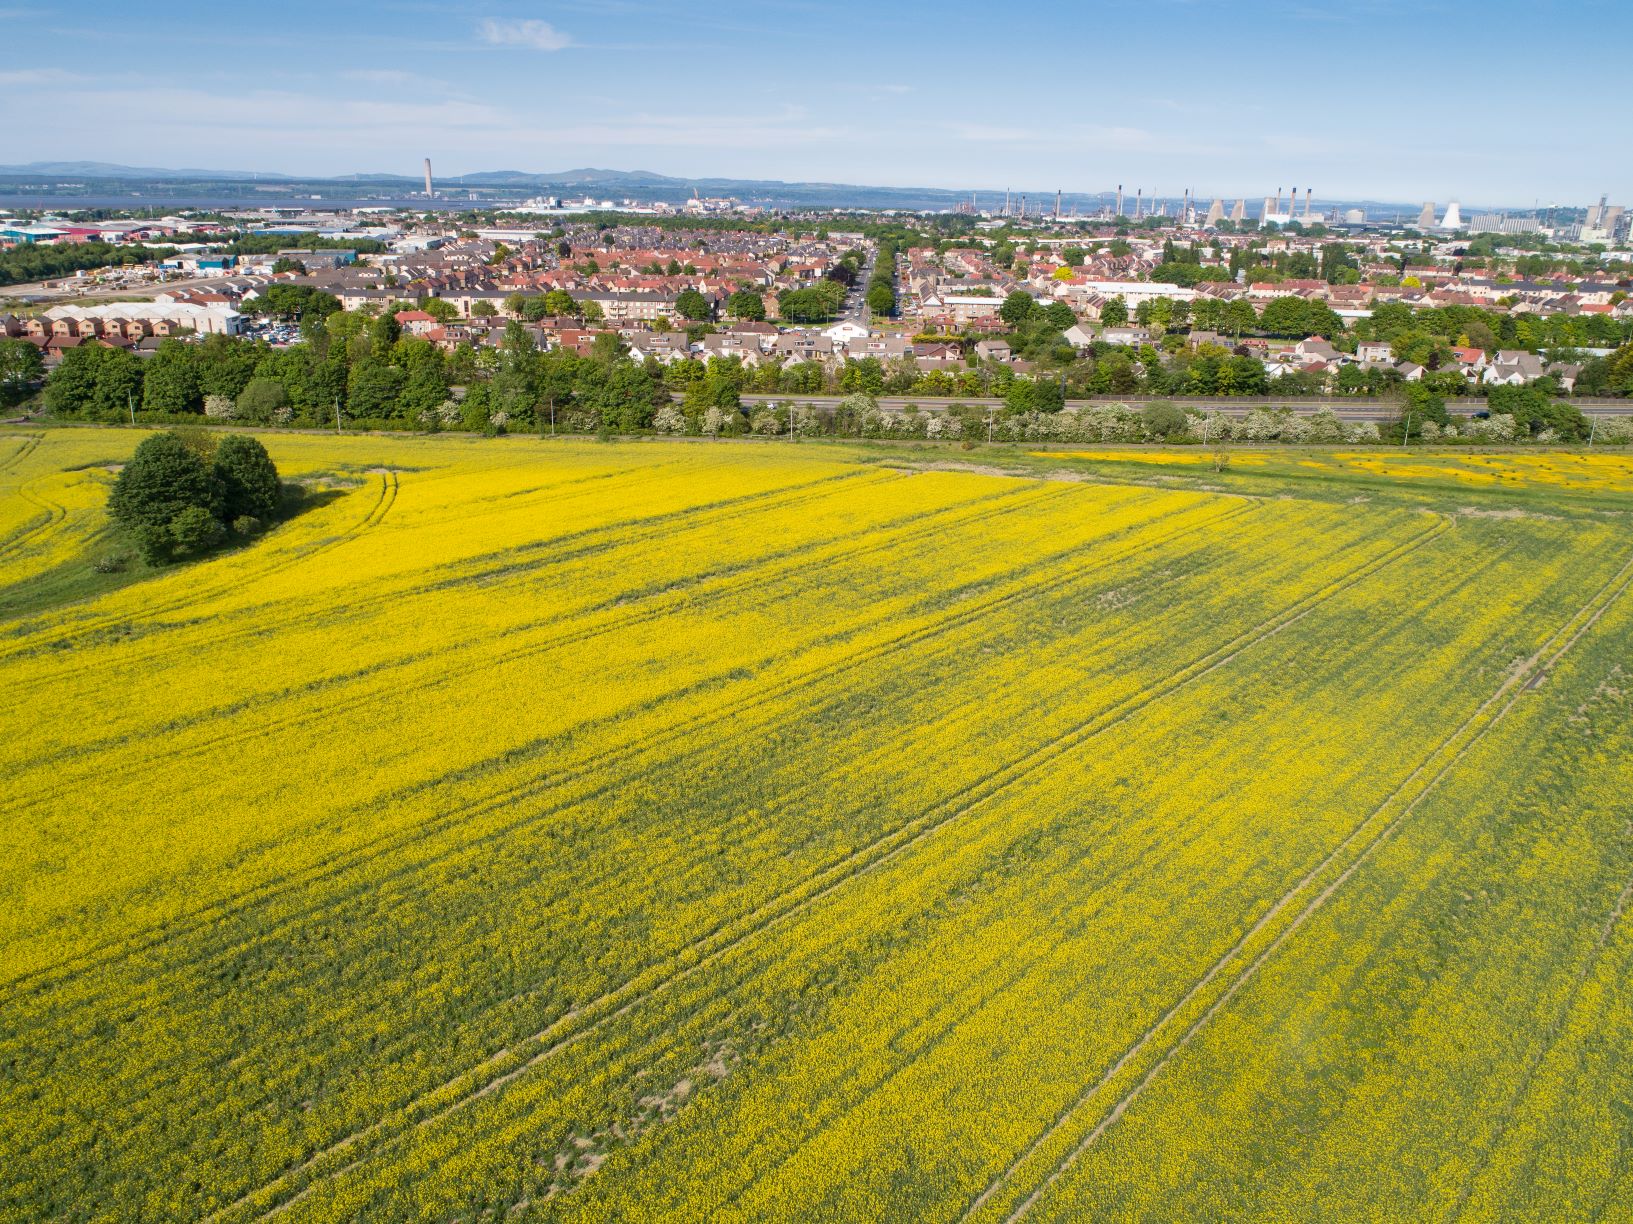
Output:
1292,336,1342,363
1483,350,1545,386
1450,346,1489,375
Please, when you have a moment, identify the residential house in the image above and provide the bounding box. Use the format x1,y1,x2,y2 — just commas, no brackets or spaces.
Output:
911,343,964,371
1483,350,1546,386
1450,346,1489,375
1292,336,1342,363
626,332,693,364
821,320,870,345
394,310,441,337
1100,327,1153,347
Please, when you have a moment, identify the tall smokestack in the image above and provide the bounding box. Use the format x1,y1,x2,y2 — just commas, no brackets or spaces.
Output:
1305,187,1312,217
1136,187,1142,217
423,158,433,199
1116,184,1123,217
1004,187,1011,216
1275,187,1282,214
1055,188,1061,218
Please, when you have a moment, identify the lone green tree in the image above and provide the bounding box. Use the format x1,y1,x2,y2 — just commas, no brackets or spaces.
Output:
866,282,897,316
675,288,712,321
212,434,282,526
726,289,766,321
1000,291,1039,328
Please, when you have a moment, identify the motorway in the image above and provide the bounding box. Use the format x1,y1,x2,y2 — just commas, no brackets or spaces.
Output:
706,393,1633,423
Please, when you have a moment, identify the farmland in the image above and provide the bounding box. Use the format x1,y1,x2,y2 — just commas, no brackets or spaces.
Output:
3,429,1633,1222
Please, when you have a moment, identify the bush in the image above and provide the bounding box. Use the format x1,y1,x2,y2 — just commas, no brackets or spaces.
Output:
651,403,686,434
232,515,264,536
1141,400,1189,440
129,520,177,565
170,505,226,556
91,552,130,574
235,378,289,423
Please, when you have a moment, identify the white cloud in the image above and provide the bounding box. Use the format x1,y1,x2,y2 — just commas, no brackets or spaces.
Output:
476,18,572,51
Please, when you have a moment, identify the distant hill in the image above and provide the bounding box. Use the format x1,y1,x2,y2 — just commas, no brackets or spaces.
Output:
0,161,1445,216
448,168,686,187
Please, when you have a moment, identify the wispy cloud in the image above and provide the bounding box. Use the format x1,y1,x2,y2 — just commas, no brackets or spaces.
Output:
476,18,573,51
537,106,849,150
12,84,839,170
342,68,427,86
0,67,85,84
951,124,1035,143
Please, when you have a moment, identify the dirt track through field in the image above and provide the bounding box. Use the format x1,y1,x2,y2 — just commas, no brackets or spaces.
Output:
206,510,1446,1224
958,534,1633,1224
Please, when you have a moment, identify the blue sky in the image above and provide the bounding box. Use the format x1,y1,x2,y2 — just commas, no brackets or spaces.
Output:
2,0,1628,207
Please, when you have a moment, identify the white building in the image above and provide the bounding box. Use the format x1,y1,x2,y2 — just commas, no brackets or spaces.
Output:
821,320,871,344
1074,280,1197,308
44,302,246,336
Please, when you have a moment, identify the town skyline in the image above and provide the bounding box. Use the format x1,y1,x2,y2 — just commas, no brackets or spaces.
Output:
3,0,1630,206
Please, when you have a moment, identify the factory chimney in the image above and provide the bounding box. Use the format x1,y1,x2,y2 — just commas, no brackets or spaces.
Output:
1115,184,1123,217
423,158,433,199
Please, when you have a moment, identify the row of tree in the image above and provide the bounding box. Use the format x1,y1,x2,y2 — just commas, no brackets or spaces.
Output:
35,284,1633,441
0,241,176,289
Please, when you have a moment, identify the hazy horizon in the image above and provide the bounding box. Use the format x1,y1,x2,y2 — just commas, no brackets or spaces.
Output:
2,0,1628,209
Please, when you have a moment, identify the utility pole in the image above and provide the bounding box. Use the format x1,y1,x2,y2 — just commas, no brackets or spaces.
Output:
1589,415,1598,447
128,391,136,427
1401,410,1413,447
335,395,342,434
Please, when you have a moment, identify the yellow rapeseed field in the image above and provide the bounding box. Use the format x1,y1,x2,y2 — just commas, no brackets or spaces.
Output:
1040,445,1633,494
3,429,1632,1222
